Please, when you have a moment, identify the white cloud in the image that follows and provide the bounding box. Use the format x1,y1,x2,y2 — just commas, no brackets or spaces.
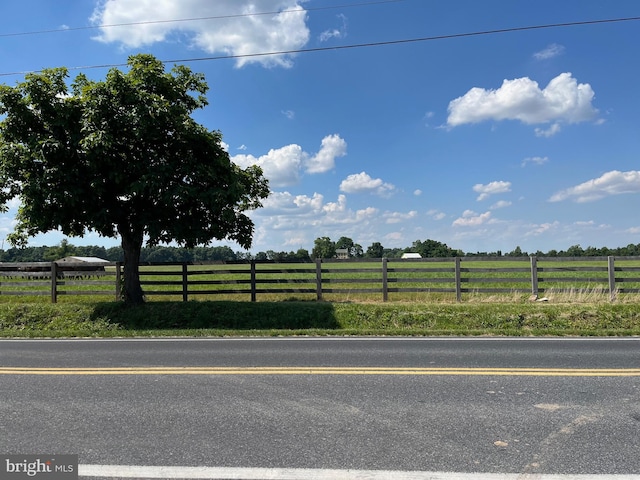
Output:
574,220,595,227
383,210,417,224
319,14,347,42
452,210,492,227
549,170,640,203
535,123,562,138
521,156,549,167
447,73,598,131
282,110,295,120
473,181,511,201
90,0,310,68
413,189,423,196
525,221,560,236
260,191,324,214
231,134,347,187
322,194,347,215
232,144,304,188
427,209,446,221
490,200,511,210
261,191,375,224
304,134,347,174
339,172,395,197
533,43,565,60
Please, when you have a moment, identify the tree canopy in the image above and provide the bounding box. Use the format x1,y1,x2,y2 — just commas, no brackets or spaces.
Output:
312,236,336,259
0,54,269,304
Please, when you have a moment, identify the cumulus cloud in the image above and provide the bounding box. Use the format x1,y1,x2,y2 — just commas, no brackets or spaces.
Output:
90,0,310,68
452,210,492,227
261,191,324,214
473,181,511,201
304,134,347,174
413,189,423,196
257,191,378,240
533,43,565,60
339,172,395,197
549,170,640,203
231,134,347,187
447,73,598,131
232,144,304,188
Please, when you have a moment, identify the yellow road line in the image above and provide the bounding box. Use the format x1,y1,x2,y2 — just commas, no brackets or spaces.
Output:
1,367,639,376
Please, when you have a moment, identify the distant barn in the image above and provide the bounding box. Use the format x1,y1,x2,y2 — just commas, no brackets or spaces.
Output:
56,256,109,273
401,253,422,259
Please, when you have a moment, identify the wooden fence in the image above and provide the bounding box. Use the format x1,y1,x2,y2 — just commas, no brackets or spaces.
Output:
1,256,640,303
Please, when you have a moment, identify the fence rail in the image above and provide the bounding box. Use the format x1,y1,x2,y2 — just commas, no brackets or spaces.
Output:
1,256,640,302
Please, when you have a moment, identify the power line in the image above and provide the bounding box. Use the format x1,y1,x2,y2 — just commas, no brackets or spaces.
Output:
1,15,639,78
0,0,407,38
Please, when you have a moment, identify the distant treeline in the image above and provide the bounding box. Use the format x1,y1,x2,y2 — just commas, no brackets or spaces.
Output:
2,239,640,263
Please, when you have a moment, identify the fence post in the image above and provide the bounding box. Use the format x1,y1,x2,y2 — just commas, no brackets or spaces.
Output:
316,259,323,301
382,258,388,302
182,263,189,302
115,262,122,301
455,257,461,303
50,261,58,304
608,256,616,302
530,256,539,297
251,260,257,302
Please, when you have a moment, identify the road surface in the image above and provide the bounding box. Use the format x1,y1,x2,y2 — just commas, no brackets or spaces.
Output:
1,337,639,479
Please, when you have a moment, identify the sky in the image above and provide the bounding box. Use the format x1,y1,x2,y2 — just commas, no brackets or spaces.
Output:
1,0,640,255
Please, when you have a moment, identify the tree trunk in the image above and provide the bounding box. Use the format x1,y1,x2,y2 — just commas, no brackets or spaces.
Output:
119,229,145,305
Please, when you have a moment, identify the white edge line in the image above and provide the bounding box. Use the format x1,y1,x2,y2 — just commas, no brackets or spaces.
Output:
2,336,639,342
78,465,639,480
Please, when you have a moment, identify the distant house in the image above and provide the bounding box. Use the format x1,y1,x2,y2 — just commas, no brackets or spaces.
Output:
335,249,349,260
401,252,422,259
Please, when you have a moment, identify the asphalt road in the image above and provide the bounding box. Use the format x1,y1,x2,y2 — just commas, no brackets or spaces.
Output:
1,338,639,478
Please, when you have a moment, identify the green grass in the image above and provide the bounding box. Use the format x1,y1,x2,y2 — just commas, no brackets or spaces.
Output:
3,259,640,303
0,300,639,337
1,259,639,337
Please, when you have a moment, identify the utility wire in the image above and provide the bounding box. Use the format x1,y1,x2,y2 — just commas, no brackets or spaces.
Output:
1,15,639,77
0,0,407,38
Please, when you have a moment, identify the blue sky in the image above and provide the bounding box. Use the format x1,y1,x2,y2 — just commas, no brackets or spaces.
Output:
1,0,640,254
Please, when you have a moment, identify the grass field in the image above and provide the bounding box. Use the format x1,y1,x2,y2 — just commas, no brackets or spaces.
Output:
0,259,639,338
2,259,640,304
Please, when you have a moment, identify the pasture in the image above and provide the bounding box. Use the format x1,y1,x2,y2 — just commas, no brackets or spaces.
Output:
1,256,639,304
1,257,640,337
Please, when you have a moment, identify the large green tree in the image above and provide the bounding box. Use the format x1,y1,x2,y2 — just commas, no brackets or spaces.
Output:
0,54,269,304
410,239,457,258
312,237,336,259
365,241,384,258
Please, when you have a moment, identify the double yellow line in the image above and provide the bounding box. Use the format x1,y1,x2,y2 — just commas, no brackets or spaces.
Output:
1,367,640,376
